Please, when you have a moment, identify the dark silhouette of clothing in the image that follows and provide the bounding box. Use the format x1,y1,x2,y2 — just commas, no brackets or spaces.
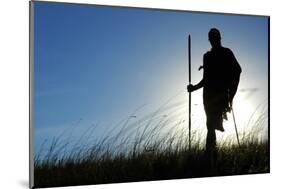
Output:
188,28,242,157
203,47,241,131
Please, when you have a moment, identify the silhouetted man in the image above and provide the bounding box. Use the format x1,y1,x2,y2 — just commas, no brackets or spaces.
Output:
187,28,241,156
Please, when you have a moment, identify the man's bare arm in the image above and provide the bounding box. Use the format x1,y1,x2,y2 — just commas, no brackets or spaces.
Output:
187,78,204,92
187,53,208,93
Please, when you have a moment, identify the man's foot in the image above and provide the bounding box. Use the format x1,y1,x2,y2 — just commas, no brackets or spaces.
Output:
215,125,224,132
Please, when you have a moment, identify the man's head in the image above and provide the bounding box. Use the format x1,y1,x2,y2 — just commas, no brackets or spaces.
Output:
208,28,221,48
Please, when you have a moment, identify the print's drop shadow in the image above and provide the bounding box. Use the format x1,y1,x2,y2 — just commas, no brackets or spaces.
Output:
18,180,29,188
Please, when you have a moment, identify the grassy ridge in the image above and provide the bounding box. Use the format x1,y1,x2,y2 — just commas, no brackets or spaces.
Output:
34,136,269,188
35,142,268,188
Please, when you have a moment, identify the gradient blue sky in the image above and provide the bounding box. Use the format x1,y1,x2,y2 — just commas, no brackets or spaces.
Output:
33,2,268,153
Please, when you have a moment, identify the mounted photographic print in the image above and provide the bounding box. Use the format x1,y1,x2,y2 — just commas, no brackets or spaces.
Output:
29,1,270,188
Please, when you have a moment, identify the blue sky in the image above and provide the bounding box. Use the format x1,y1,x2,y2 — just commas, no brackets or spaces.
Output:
33,2,268,153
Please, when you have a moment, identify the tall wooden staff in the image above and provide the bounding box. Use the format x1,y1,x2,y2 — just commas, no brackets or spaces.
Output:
188,35,191,150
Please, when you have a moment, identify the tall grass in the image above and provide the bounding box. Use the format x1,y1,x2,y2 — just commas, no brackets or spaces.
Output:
34,102,269,188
